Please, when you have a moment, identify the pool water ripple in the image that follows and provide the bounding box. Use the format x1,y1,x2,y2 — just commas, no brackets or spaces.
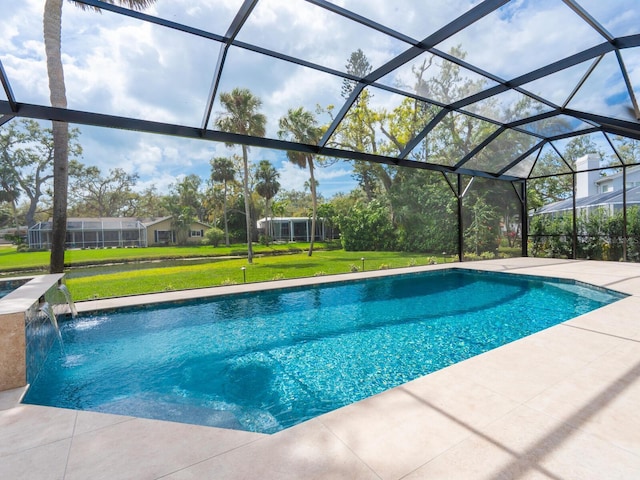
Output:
23,269,625,434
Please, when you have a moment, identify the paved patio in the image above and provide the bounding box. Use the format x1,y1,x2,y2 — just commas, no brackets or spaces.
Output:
1,258,639,479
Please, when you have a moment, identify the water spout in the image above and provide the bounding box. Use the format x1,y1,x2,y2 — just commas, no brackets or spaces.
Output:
58,284,78,318
40,302,63,344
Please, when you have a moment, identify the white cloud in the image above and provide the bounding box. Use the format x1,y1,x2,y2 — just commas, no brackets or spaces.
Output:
278,161,309,191
276,157,354,197
3,0,636,202
437,0,604,79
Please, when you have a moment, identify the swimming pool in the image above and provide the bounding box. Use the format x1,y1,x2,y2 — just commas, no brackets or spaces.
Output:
0,278,28,298
23,269,625,433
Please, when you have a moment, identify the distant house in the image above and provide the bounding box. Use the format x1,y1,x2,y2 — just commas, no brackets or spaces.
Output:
256,217,336,242
28,216,211,249
144,216,210,246
0,226,28,244
535,154,640,217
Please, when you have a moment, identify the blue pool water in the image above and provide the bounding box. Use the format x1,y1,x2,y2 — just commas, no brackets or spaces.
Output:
0,280,21,298
23,269,624,433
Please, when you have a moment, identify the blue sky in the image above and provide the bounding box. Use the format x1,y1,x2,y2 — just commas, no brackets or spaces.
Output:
1,0,638,199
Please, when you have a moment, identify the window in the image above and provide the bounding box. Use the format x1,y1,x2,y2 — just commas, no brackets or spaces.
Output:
190,230,203,237
155,230,173,243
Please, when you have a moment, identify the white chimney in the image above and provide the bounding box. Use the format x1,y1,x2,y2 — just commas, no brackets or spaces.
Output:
575,154,600,199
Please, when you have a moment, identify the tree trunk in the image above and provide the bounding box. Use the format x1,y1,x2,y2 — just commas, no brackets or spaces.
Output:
223,180,229,247
44,0,69,273
241,145,253,263
25,192,38,228
265,197,270,246
308,158,317,257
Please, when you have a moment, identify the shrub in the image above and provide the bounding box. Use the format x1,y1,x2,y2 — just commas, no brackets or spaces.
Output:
204,227,224,247
497,246,520,258
337,200,397,251
258,234,271,245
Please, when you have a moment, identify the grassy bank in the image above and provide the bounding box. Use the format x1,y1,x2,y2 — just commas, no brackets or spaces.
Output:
66,250,449,301
0,244,454,301
0,242,334,273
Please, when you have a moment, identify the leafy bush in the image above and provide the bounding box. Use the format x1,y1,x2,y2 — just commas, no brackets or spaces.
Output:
4,233,25,245
204,227,224,247
337,200,397,251
258,234,271,245
388,169,457,253
529,213,573,258
529,206,640,262
497,246,520,258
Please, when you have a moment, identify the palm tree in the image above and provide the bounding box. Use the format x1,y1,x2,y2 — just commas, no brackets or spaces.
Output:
215,88,266,264
0,180,20,236
210,156,236,247
43,0,156,273
255,160,280,245
278,107,322,256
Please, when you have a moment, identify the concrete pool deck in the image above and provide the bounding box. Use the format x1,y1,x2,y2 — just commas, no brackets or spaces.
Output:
1,257,639,479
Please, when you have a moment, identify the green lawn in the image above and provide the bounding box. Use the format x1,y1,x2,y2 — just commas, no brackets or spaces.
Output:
0,244,453,301
0,242,332,273
66,250,447,301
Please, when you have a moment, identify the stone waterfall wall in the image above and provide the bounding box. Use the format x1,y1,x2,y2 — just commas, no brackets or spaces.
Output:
0,274,65,391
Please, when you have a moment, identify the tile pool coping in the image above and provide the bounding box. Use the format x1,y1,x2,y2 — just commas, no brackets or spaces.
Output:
1,257,640,479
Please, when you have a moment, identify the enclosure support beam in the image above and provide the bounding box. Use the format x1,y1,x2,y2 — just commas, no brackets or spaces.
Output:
623,166,628,261
457,175,464,262
520,181,528,257
572,173,577,259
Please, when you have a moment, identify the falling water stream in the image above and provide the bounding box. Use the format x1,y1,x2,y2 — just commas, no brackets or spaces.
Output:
39,302,62,344
58,284,78,318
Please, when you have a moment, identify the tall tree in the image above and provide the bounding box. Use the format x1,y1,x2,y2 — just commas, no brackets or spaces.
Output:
129,185,169,218
341,48,372,98
254,160,280,244
563,135,605,165
174,174,205,221
215,88,266,263
210,156,236,247
68,161,139,217
0,119,81,227
336,49,387,200
43,0,156,273
162,174,203,245
1,122,26,232
273,189,323,217
0,153,21,232
612,136,640,165
278,107,322,256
